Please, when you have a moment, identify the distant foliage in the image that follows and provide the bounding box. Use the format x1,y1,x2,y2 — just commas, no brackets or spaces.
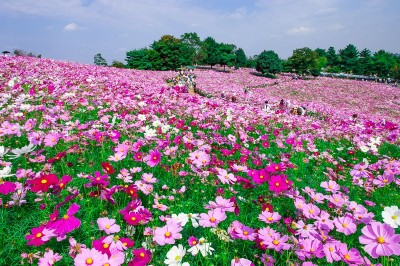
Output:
94,53,108,66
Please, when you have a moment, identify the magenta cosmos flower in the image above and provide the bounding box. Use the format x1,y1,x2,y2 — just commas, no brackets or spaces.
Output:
153,220,183,246
231,257,254,266
359,221,400,258
268,175,289,193
144,149,161,167
49,203,81,238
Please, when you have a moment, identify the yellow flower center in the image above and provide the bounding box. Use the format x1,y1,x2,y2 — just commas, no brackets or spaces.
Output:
85,258,93,265
342,223,347,228
140,252,145,258
344,254,350,260
63,214,69,219
243,231,248,235
103,243,109,248
377,237,385,244
192,240,197,245
41,179,48,184
260,175,264,179
392,215,398,220
210,217,216,222
131,217,136,221
36,233,42,238
272,239,279,245
275,182,279,187
329,247,334,252
175,255,181,261
105,225,110,229
267,217,273,221
165,231,171,237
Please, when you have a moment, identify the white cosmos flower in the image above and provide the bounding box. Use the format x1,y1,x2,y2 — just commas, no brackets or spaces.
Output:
382,206,400,228
8,144,36,159
170,213,189,227
360,145,369,153
187,238,214,257
0,146,9,158
0,166,15,178
164,244,189,266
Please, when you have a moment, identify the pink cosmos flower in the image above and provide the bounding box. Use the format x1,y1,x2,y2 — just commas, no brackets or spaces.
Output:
333,216,357,235
337,244,364,265
300,238,325,259
359,221,400,258
231,257,254,266
97,217,120,234
26,225,49,246
144,149,161,167
216,168,237,184
323,241,342,263
314,211,334,231
38,250,62,266
43,132,61,147
74,247,108,266
259,211,281,224
153,220,183,246
199,209,227,228
302,203,321,219
320,180,340,193
263,233,291,252
69,237,87,258
204,196,235,212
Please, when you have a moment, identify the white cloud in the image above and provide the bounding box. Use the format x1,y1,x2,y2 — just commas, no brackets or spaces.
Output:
286,26,315,35
64,22,79,31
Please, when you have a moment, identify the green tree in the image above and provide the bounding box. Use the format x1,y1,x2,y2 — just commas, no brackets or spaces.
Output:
287,47,319,76
372,50,396,78
201,37,219,67
255,50,282,75
339,44,359,74
180,32,202,65
125,48,161,70
111,60,125,68
358,48,373,75
218,43,236,71
234,48,247,68
325,47,340,72
151,35,187,70
94,53,108,66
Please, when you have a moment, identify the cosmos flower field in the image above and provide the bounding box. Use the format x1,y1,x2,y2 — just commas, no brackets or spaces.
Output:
0,56,399,266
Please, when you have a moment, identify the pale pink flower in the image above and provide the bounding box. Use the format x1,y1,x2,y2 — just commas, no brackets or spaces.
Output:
199,209,227,228
97,217,120,234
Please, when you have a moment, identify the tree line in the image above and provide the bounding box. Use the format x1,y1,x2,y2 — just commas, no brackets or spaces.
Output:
88,33,397,80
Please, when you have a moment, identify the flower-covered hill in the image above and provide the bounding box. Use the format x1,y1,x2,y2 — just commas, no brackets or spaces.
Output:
0,56,399,266
194,69,400,121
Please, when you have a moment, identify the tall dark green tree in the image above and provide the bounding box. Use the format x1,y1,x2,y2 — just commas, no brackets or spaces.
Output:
94,53,108,66
358,48,373,75
234,48,247,68
218,43,236,70
287,47,319,76
339,44,359,74
201,37,220,67
325,47,339,72
255,50,282,75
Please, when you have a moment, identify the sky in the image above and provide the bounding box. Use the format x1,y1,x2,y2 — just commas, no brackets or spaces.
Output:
1,0,399,65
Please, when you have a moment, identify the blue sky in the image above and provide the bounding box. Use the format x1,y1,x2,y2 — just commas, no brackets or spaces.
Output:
1,0,399,64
